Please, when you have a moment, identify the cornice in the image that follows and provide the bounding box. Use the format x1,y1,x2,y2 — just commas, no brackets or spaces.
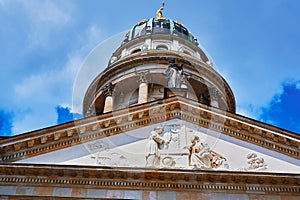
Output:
0,97,299,163
0,163,299,195
112,33,205,60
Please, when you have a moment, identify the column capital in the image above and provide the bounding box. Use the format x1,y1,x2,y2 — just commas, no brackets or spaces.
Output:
209,87,222,101
136,71,150,84
101,82,114,97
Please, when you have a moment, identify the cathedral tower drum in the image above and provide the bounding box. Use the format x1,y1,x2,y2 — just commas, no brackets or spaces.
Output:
83,6,235,117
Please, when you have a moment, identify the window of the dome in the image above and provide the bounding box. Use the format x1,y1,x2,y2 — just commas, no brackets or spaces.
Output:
174,23,189,39
131,49,141,54
152,19,170,34
132,23,147,39
156,45,168,50
184,51,192,56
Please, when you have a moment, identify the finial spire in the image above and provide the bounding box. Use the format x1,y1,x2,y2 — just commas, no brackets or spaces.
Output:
156,1,166,20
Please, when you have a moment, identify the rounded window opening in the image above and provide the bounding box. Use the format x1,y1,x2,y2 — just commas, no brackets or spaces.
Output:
131,48,141,54
183,51,191,56
156,45,168,50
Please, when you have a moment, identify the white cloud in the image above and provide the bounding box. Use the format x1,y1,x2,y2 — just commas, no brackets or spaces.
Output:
12,57,78,134
71,30,125,113
236,105,262,120
18,0,73,48
11,24,108,135
24,1,70,24
217,55,300,122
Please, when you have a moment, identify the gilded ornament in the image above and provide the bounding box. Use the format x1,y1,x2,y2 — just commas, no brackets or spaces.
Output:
156,1,166,20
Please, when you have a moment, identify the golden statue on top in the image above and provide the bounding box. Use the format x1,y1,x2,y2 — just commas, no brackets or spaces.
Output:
156,1,166,20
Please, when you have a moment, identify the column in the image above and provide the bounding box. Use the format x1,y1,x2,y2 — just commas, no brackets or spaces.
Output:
209,88,220,108
102,83,114,113
137,72,149,104
104,96,113,113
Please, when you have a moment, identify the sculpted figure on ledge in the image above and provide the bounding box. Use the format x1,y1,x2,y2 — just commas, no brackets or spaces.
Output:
165,59,184,88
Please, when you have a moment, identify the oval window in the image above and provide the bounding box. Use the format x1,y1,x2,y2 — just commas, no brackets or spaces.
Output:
156,45,168,50
131,49,141,54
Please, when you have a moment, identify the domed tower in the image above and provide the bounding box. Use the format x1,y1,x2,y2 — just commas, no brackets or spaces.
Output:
83,4,235,117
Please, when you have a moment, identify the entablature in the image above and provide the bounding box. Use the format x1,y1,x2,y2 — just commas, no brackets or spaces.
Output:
0,163,299,195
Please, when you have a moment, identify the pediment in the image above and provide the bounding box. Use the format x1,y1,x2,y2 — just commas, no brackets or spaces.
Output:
1,97,299,174
16,119,299,173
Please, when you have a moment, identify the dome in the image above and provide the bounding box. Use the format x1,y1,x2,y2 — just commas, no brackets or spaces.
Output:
83,4,236,117
122,18,198,45
108,17,210,68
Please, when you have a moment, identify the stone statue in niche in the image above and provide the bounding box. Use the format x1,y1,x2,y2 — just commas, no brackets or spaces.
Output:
145,126,165,167
165,59,183,88
188,135,228,169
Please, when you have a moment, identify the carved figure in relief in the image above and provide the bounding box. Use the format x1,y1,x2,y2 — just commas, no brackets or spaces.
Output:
188,136,212,168
92,152,128,167
161,128,179,149
145,127,165,167
165,59,183,88
188,135,229,169
241,153,268,171
211,152,229,169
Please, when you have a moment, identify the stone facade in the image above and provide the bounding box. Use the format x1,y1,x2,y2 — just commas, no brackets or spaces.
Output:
0,97,299,199
1,7,299,199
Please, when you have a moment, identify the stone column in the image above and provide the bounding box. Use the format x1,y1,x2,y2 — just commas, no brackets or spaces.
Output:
102,83,114,113
137,72,149,104
209,88,221,108
181,73,189,89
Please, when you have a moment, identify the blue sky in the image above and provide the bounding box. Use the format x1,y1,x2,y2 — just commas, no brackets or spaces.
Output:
0,0,300,136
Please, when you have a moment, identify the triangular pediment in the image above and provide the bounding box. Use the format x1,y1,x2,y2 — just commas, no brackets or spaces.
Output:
1,97,299,174
16,119,299,173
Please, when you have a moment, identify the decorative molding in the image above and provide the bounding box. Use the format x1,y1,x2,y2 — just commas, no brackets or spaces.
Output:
0,164,299,195
101,82,114,97
136,71,150,84
0,97,299,163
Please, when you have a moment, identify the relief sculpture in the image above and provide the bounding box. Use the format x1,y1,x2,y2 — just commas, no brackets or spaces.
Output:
92,152,129,167
187,135,229,169
145,125,229,169
240,153,268,171
145,126,165,167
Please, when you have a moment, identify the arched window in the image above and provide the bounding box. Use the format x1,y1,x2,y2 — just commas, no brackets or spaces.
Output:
131,49,141,54
183,51,192,56
156,45,168,50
